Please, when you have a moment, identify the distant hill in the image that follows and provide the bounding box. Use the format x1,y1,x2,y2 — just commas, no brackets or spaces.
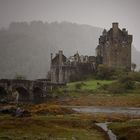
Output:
0,21,139,79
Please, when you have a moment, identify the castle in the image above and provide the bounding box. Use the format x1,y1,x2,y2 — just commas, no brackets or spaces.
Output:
50,23,133,83
0,22,133,103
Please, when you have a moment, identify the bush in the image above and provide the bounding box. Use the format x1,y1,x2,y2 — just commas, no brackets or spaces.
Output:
99,84,109,90
31,104,75,115
96,65,130,80
96,64,115,80
106,75,135,94
107,82,126,94
75,82,85,90
119,75,135,90
14,74,26,80
128,72,140,82
113,68,129,79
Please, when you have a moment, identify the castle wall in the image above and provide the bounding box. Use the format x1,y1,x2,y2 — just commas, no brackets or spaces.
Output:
50,51,96,83
104,44,131,69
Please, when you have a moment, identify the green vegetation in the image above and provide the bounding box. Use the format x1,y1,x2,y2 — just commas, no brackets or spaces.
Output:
67,71,140,94
0,107,139,140
47,71,140,107
14,74,26,80
109,119,140,140
95,65,129,80
30,104,75,115
50,70,140,96
101,72,140,94
96,64,115,80
1,72,140,140
131,63,137,72
0,115,106,140
57,93,140,107
49,79,115,98
67,80,114,91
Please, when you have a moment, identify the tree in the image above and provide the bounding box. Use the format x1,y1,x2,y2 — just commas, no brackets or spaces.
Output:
131,63,137,72
14,74,26,80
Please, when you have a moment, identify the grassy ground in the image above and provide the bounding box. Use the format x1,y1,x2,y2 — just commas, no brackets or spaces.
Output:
66,80,114,91
57,93,140,107
1,79,140,139
51,91,140,107
0,115,107,140
50,79,140,107
109,119,140,140
0,112,139,140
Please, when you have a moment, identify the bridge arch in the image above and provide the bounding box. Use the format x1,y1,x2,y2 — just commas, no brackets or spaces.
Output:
33,87,44,103
12,86,30,103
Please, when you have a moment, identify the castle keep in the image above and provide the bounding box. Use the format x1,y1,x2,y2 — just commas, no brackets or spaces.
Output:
96,23,132,70
50,23,133,83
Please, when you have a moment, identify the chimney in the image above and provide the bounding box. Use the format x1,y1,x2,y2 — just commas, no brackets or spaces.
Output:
112,22,118,29
59,50,63,65
122,28,128,35
112,22,119,36
59,50,63,55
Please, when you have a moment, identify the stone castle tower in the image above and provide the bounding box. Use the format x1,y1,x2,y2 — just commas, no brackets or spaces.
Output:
96,23,133,70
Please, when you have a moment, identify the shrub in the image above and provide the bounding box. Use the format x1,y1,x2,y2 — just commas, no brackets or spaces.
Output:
75,82,85,90
128,72,140,82
99,84,109,90
119,75,135,90
96,64,115,80
113,68,129,79
14,74,26,80
31,104,74,115
106,74,135,93
107,82,126,94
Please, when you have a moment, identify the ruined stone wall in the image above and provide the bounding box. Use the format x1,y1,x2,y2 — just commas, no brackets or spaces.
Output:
50,50,96,83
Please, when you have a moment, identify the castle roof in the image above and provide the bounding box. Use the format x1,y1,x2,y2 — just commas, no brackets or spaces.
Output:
52,53,67,65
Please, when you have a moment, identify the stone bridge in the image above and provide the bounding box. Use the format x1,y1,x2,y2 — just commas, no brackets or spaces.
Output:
0,79,65,103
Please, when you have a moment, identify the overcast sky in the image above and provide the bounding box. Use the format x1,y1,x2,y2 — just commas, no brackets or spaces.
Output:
0,0,140,50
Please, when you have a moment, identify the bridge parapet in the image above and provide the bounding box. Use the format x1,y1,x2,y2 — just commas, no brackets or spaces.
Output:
10,79,33,91
34,79,51,91
0,78,66,103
